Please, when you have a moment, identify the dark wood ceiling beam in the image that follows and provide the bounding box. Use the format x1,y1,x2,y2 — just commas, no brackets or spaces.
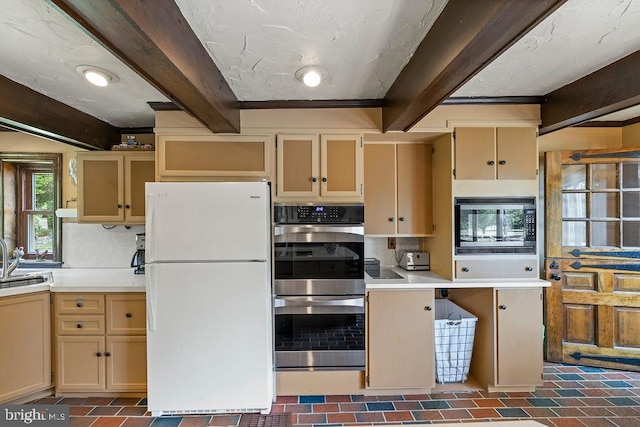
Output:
382,0,566,132
0,75,119,150
50,0,240,133
540,50,640,135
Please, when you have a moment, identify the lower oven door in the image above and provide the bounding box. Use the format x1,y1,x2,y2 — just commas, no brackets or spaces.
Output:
274,295,365,370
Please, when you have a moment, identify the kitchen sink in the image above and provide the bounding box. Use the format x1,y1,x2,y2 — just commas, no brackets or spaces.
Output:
0,271,53,289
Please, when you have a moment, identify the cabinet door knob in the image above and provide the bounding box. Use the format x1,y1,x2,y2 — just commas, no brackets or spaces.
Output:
117,204,123,209
499,304,507,310
487,160,495,166
499,160,507,165
399,217,405,221
388,217,395,222
322,177,327,182
425,306,432,311
525,266,533,271
126,312,132,318
76,323,83,329
311,177,317,183
461,267,469,272
76,301,84,308
105,352,111,357
125,204,131,209
96,352,102,357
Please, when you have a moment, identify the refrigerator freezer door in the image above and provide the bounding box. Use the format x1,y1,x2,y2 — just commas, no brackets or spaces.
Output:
146,182,270,263
146,262,273,415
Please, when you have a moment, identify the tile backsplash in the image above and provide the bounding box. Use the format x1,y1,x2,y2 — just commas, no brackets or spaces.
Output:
62,223,144,268
364,237,421,267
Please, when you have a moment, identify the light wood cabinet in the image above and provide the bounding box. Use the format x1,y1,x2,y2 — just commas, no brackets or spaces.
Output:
54,293,146,394
156,134,271,181
454,127,537,180
276,134,363,200
366,289,435,389
364,143,433,236
77,152,154,224
0,292,51,403
448,287,543,391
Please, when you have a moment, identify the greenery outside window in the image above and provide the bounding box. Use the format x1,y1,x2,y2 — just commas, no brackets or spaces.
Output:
1,153,62,264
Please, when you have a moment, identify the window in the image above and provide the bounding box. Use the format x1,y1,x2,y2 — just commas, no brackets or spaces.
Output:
1,153,62,263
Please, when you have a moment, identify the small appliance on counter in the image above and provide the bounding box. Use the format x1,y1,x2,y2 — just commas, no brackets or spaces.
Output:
130,233,145,274
398,251,430,271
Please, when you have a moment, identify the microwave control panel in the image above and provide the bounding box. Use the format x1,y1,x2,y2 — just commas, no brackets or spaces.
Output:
524,209,536,241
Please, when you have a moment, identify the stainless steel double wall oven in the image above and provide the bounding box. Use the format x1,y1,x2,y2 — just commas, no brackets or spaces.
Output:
273,204,365,370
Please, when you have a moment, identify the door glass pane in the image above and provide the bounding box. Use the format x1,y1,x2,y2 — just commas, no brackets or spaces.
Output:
562,165,586,189
591,193,618,218
563,221,586,247
591,221,619,247
622,163,640,188
623,192,640,218
622,221,640,247
33,172,54,210
591,164,617,190
563,193,586,218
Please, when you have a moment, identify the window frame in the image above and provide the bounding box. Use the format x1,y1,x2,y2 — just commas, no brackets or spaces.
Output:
17,164,55,259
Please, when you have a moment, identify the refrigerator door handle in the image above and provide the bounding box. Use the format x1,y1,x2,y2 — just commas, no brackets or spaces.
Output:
146,191,155,263
146,265,156,332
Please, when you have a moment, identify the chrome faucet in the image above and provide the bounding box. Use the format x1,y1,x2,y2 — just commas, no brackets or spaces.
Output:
0,238,21,279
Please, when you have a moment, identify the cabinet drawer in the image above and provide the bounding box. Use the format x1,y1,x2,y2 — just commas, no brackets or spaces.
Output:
56,294,105,314
455,259,538,279
56,314,105,335
106,294,146,335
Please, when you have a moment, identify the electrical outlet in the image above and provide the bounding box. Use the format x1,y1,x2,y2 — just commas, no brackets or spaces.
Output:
387,237,396,249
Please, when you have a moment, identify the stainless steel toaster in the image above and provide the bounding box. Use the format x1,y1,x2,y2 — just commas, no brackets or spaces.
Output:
398,251,430,271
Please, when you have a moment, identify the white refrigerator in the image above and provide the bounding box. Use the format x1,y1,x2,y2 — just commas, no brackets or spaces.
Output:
145,181,273,416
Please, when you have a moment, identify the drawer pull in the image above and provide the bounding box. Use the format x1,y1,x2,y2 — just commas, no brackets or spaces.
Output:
461,267,469,272
525,266,533,271
76,301,84,308
499,304,507,310
126,312,132,318
96,352,102,357
76,323,83,329
424,306,432,311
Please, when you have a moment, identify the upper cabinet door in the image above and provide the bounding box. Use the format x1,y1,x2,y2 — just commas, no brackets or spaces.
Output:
78,154,124,223
321,135,363,198
454,128,496,180
364,144,396,235
397,143,433,235
124,154,155,223
496,127,538,180
276,134,319,198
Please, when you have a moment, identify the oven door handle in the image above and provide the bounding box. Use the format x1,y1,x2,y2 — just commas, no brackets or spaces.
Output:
274,225,364,236
274,296,364,315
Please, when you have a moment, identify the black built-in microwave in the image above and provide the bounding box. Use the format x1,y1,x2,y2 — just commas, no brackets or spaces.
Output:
454,197,536,254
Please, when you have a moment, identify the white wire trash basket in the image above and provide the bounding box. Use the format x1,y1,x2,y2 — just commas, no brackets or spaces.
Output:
434,299,478,383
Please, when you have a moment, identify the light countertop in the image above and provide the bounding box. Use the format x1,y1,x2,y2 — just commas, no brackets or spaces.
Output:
366,266,550,289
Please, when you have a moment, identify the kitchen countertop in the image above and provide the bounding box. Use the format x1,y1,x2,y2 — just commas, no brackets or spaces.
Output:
0,268,145,297
366,266,550,289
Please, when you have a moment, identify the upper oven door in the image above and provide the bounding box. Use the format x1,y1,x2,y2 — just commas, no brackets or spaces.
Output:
274,224,364,285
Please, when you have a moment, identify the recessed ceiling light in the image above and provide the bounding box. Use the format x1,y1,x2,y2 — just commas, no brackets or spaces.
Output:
75,65,119,87
295,66,326,88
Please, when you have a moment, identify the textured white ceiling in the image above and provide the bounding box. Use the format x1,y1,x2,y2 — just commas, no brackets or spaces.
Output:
1,0,640,129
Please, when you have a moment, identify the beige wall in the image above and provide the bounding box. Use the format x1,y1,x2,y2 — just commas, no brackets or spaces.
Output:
622,122,640,147
538,127,622,155
0,131,85,205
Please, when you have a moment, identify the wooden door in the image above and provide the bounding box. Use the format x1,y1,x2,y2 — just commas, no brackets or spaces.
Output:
321,135,362,197
276,134,319,198
367,290,435,389
496,288,543,386
454,128,495,180
125,154,154,223
77,154,124,223
496,127,538,180
397,143,433,235
545,147,640,370
364,144,396,235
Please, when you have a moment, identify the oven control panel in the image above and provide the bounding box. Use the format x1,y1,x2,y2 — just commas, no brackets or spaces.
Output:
275,204,364,224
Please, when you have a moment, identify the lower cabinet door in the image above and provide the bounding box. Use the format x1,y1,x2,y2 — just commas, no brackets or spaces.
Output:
106,336,147,391
496,288,543,386
56,336,106,391
367,290,435,389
